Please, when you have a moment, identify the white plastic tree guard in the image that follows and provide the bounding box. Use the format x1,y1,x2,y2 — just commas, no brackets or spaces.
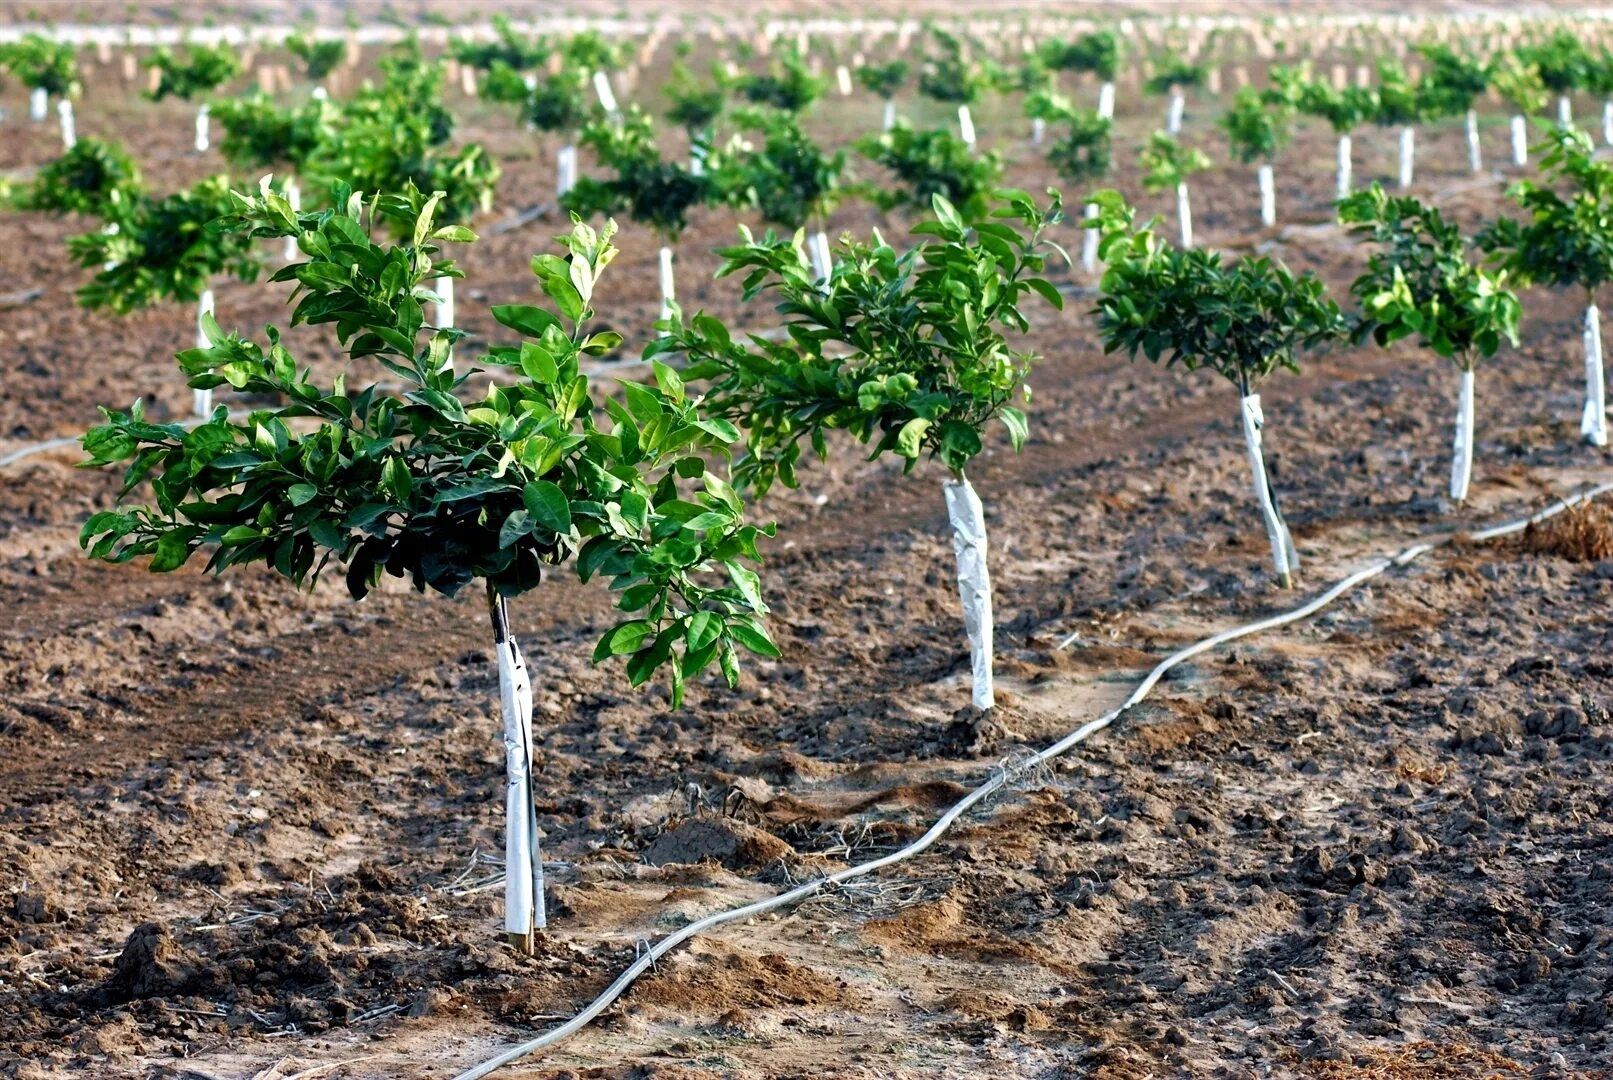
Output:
193,289,215,417
434,275,455,335
882,99,896,132
556,145,578,198
57,98,75,150
658,245,675,322
1466,110,1482,174
1176,182,1194,249
1031,116,1045,145
943,475,994,711
1081,202,1100,274
1558,95,1572,126
1451,367,1475,503
591,70,620,122
1584,304,1608,448
1336,134,1352,200
1511,115,1527,166
195,103,211,153
1166,90,1185,134
1604,101,1613,146
835,64,851,95
1257,164,1275,228
808,229,832,282
1240,393,1299,588
29,86,47,122
957,104,976,148
490,591,544,954
1097,81,1115,121
283,180,301,262
1398,126,1415,189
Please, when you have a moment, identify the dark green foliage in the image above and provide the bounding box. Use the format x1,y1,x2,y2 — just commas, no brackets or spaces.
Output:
917,27,993,105
1220,85,1290,165
1046,109,1112,183
652,190,1065,492
1341,184,1521,365
11,138,142,217
212,94,339,172
287,32,346,81
856,122,1005,219
146,43,242,101
1036,31,1118,81
855,59,908,100
1089,190,1345,392
709,108,847,229
1479,126,1613,300
563,108,708,244
450,15,549,71
68,175,261,313
79,185,776,706
733,47,826,114
0,33,79,95
1144,56,1206,96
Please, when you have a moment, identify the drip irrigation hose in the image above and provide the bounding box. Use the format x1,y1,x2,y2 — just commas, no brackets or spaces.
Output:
450,480,1613,1080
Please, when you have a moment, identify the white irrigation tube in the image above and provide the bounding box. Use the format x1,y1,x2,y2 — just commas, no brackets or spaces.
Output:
449,479,1613,1080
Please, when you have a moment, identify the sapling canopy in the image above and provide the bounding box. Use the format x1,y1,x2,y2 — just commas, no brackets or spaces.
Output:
1340,183,1522,503
79,181,776,950
856,122,1005,220
1045,106,1113,184
856,59,909,131
1518,30,1592,122
1089,190,1347,587
664,62,725,173
9,138,143,218
212,94,339,174
1037,31,1119,83
731,46,826,115
1489,55,1550,165
146,43,242,101
1479,126,1613,446
286,32,347,82
654,189,1066,711
1138,131,1211,249
450,15,550,72
1145,55,1206,135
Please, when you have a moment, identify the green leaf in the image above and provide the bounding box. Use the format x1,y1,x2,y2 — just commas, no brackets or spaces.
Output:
492,304,561,339
287,483,318,506
593,619,655,661
522,480,573,534
895,417,931,459
728,616,781,658
149,533,190,572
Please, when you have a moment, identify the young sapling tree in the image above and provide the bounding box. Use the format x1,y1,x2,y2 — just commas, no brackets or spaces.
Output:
656,189,1066,711
1340,184,1522,503
856,59,909,132
1297,79,1375,198
8,137,143,219
286,30,348,88
1415,44,1489,174
450,14,550,74
1219,85,1291,227
917,28,994,148
212,94,339,258
1089,190,1347,587
664,62,725,175
1138,130,1211,249
1489,55,1550,166
69,175,262,417
1037,30,1119,120
146,43,243,153
731,45,826,116
0,33,79,124
1519,30,1592,126
1144,55,1206,136
1480,126,1613,446
78,183,777,952
1371,60,1427,190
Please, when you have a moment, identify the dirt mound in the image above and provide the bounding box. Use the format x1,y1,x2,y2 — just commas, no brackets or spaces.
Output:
635,940,861,1013
642,816,795,870
1517,502,1613,562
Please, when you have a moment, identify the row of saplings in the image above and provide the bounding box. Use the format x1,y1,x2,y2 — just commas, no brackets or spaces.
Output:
76,125,1610,950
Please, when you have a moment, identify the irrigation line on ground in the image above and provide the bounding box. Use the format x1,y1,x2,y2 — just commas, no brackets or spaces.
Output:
448,479,1613,1080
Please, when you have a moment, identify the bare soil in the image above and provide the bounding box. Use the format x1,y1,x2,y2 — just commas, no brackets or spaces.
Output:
1,35,1611,1080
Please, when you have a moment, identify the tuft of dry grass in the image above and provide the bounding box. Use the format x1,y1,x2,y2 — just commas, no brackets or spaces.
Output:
1302,1041,1534,1079
1517,502,1613,563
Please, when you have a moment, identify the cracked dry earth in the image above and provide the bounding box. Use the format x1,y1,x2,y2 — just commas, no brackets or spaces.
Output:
2,36,1612,1080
